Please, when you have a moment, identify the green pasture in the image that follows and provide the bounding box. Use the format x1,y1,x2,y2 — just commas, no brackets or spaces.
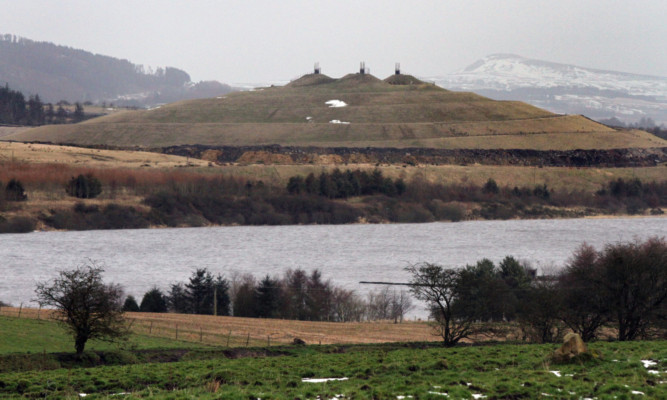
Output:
0,316,665,399
0,316,203,355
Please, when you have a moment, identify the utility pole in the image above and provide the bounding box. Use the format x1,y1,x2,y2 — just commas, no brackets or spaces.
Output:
213,286,218,316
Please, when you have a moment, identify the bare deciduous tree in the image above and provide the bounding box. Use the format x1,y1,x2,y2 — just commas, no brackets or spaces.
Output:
34,262,127,355
330,287,365,322
406,263,476,346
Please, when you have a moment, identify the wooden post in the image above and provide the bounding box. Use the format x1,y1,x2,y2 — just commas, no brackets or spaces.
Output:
37,305,41,320
245,333,250,347
149,321,153,334
18,303,23,318
267,335,270,347
227,330,231,347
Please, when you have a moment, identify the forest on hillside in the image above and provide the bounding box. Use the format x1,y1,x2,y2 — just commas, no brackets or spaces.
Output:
0,35,232,105
0,84,85,126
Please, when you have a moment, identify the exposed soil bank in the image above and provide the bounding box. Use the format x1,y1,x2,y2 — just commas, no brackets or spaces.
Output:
158,145,667,167
16,141,667,167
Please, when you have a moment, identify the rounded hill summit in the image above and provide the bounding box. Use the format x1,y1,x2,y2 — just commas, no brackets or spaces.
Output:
5,71,664,151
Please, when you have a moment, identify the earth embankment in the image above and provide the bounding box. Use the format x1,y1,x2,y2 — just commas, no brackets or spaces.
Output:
158,144,667,168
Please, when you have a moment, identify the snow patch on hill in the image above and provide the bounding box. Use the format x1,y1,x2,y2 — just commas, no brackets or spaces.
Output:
425,54,667,125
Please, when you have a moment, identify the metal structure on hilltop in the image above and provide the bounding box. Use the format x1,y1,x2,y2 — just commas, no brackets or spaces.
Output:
395,62,401,75
360,61,367,75
314,62,320,75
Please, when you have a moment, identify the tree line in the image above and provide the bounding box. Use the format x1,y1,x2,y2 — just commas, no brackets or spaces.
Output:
287,169,406,198
599,116,667,140
30,237,664,355
408,236,667,346
122,267,412,324
0,83,84,126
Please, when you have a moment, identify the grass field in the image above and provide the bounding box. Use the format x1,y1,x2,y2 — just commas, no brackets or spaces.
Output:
6,73,663,151
1,307,439,348
0,315,202,355
2,143,665,193
0,314,665,399
0,141,208,168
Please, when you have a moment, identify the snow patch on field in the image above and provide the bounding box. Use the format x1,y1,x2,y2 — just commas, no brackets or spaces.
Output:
329,120,350,124
302,377,349,383
325,100,347,108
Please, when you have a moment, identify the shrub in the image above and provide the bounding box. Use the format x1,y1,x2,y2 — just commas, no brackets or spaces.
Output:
99,350,138,366
479,203,516,220
122,295,140,312
140,287,168,313
42,204,149,230
0,216,36,233
5,179,27,201
516,280,565,343
563,237,667,341
66,174,102,199
427,200,465,222
482,178,499,195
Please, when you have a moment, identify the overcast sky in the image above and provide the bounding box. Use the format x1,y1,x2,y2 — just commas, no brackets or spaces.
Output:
2,0,666,84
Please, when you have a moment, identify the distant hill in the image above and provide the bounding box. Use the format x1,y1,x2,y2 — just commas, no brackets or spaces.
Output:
426,54,667,126
0,34,233,106
7,71,665,151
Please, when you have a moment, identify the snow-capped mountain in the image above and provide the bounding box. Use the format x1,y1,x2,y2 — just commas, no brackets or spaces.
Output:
426,54,667,125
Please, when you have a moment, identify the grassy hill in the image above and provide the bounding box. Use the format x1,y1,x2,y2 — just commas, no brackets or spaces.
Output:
7,72,662,150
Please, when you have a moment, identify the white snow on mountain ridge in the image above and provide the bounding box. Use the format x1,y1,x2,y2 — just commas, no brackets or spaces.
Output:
424,54,667,125
430,54,667,99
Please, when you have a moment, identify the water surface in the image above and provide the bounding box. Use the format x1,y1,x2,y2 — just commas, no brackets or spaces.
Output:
1,217,664,313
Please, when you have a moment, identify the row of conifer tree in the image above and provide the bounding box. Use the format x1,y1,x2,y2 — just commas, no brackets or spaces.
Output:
0,84,84,126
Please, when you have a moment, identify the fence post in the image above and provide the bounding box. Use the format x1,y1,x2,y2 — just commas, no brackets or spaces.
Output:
267,335,270,347
37,305,41,320
149,321,153,334
18,303,23,318
227,330,231,347
245,333,250,347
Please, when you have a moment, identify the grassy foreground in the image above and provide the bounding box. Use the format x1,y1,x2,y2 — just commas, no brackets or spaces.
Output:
0,316,665,399
0,316,203,355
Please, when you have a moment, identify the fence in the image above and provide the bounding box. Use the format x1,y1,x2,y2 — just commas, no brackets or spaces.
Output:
0,306,436,347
